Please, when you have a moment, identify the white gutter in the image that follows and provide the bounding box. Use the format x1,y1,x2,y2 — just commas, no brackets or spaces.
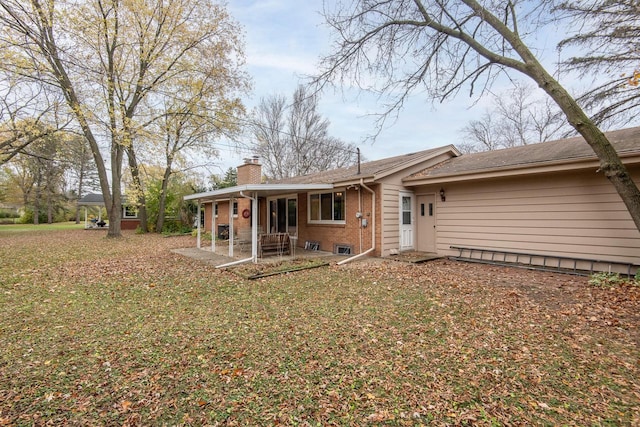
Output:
338,179,376,265
216,256,254,269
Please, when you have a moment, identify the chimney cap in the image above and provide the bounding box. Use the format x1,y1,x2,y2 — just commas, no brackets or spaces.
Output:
243,156,260,164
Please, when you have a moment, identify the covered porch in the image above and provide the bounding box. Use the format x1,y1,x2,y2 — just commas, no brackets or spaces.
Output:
184,183,335,268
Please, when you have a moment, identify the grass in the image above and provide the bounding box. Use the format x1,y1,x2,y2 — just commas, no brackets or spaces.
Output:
0,228,638,425
0,222,85,233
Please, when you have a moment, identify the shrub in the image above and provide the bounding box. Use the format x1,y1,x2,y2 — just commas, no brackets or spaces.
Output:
589,272,632,287
162,219,192,234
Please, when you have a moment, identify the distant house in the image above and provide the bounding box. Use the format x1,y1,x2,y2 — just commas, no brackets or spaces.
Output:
185,127,640,274
77,193,141,230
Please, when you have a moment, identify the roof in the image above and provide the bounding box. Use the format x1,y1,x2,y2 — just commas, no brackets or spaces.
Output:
185,146,459,202
184,183,334,202
78,193,106,206
404,126,640,183
78,193,132,206
269,145,459,185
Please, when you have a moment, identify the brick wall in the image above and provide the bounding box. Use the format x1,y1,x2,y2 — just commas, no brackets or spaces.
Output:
237,160,261,185
296,185,380,256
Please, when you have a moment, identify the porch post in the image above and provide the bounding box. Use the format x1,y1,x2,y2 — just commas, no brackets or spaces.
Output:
196,202,201,249
228,198,234,257
211,201,216,253
251,193,258,262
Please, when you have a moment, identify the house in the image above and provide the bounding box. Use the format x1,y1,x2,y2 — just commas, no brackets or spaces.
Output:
77,193,141,230
185,127,640,274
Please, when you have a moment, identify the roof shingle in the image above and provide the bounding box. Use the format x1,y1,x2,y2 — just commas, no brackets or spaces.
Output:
267,146,450,184
407,126,640,179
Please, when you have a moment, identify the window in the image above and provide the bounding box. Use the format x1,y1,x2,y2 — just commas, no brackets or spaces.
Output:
268,196,298,235
214,203,218,217
123,205,138,218
402,196,411,225
309,191,345,223
233,201,238,216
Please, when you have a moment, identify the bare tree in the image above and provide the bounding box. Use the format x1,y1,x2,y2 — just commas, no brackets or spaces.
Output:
558,0,640,128
252,85,359,180
461,84,567,151
317,0,640,232
252,94,289,179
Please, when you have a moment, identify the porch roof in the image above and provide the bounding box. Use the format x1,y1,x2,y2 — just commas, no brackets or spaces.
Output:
183,183,335,203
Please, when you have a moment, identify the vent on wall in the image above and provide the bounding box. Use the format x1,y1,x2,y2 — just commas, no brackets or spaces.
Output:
305,241,320,251
334,244,352,255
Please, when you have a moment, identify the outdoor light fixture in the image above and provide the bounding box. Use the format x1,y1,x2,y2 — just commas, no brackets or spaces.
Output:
440,188,446,202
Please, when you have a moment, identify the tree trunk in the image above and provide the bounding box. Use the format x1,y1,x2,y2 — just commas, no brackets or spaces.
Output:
155,166,172,233
126,146,147,232
461,1,640,233
47,191,53,224
33,173,41,225
107,191,122,237
521,64,640,232
75,161,85,224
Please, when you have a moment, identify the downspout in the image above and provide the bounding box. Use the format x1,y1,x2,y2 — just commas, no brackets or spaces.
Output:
216,191,257,268
358,185,363,254
338,179,375,265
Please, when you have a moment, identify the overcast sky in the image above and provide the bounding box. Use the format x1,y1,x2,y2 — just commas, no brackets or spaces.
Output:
212,0,561,175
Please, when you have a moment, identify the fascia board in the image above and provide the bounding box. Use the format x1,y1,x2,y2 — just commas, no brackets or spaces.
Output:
184,183,334,201
403,152,640,186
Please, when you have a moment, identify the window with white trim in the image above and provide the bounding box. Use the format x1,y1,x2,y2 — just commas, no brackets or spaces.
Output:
308,190,345,223
123,205,138,218
233,201,238,216
214,203,218,217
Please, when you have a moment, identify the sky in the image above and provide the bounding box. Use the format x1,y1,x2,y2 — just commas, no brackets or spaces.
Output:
212,0,558,175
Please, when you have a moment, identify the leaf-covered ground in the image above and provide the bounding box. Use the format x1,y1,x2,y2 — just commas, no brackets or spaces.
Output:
1,227,638,425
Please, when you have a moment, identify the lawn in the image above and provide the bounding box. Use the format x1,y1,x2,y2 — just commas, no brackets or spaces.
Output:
0,228,638,425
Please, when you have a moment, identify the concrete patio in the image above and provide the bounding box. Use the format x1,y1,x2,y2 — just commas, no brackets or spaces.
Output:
172,240,340,268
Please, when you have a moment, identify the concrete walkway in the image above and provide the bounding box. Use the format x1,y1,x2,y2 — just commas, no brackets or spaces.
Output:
173,245,441,268
171,247,235,267
172,244,338,268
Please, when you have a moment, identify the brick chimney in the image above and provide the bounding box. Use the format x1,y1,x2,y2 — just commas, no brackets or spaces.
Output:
237,156,261,185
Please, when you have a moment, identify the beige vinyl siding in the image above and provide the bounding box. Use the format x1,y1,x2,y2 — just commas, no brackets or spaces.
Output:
427,168,640,266
380,183,404,256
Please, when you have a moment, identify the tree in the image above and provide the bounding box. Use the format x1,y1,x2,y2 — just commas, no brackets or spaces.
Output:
557,0,640,128
0,0,248,237
63,134,100,224
0,75,68,165
461,84,567,152
317,0,640,232
252,85,359,180
6,129,67,224
139,77,245,232
210,167,238,190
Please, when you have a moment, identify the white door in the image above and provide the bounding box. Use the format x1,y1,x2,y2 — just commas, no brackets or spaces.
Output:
400,192,414,250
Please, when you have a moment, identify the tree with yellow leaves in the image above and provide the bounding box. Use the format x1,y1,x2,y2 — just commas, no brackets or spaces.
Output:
0,0,249,236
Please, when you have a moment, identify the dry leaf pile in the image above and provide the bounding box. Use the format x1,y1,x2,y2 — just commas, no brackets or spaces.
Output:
0,228,638,425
